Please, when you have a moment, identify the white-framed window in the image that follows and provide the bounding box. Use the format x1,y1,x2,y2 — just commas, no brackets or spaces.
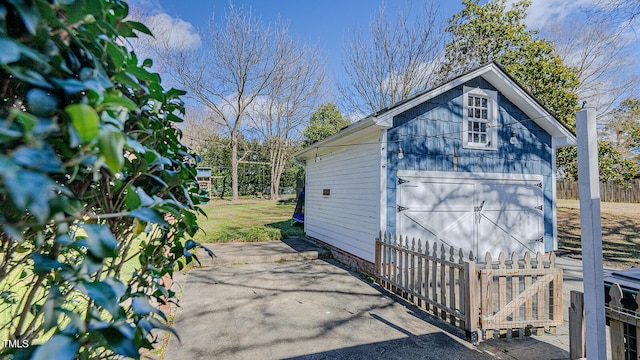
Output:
463,86,498,150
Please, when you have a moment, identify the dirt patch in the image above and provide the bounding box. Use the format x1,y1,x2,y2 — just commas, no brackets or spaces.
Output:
557,199,640,269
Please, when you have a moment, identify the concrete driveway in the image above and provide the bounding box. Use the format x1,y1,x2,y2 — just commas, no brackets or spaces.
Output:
163,239,573,360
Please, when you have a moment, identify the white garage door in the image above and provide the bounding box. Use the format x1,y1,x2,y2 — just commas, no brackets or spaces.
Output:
396,171,544,259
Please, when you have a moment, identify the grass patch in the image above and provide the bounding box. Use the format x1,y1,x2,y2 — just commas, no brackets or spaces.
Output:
557,199,640,269
194,199,305,243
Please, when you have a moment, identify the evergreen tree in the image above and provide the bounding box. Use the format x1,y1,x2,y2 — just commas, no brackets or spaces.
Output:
303,103,350,144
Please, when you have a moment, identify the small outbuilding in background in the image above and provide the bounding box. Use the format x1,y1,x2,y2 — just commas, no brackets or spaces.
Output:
293,62,576,265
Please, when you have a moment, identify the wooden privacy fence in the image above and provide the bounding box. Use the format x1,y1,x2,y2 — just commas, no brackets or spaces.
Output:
374,232,564,344
569,285,640,360
557,179,640,203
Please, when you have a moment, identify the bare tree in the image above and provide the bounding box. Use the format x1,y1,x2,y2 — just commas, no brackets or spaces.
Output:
339,2,445,115
179,106,221,149
592,0,640,24
139,5,280,201
543,18,639,119
248,26,325,199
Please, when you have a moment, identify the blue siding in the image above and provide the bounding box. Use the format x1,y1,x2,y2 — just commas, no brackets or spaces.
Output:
386,76,555,251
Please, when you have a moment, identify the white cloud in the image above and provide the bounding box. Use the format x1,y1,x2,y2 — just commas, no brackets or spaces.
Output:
506,0,600,29
145,13,201,50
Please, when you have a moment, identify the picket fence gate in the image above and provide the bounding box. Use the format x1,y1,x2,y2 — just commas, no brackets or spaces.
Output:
374,232,564,344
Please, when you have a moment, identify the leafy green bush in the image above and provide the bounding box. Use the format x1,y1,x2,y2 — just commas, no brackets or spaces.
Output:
0,0,208,358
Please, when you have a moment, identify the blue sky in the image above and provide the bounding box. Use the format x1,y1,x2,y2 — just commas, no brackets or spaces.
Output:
129,0,640,115
131,0,465,82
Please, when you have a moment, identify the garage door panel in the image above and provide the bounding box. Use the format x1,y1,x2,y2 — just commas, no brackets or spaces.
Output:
400,211,474,249
477,182,542,210
476,226,521,258
399,181,475,209
479,210,543,255
397,171,544,259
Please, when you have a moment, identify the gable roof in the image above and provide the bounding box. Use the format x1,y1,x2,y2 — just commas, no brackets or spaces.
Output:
294,62,577,161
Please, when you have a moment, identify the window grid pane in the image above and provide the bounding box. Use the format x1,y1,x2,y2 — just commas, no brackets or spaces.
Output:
467,94,490,145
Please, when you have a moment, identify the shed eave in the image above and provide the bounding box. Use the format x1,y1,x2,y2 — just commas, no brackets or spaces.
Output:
293,117,384,161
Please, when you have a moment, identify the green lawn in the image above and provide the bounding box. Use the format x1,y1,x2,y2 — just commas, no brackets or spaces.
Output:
193,198,305,242
557,199,640,269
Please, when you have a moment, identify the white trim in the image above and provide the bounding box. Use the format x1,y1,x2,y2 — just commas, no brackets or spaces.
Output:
396,170,542,182
379,129,388,236
479,66,575,145
551,137,558,251
293,117,379,160
303,159,309,234
462,86,498,150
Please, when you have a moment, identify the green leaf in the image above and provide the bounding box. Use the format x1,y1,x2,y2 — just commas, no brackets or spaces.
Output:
131,297,157,315
118,20,152,38
6,66,52,89
26,88,59,117
0,127,22,139
184,239,215,264
80,278,124,316
51,78,85,94
98,125,125,172
125,138,146,153
104,276,126,299
147,82,165,101
126,65,160,83
166,113,184,123
98,326,139,359
128,208,168,226
106,42,126,68
42,286,63,333
66,104,100,142
136,187,155,206
11,108,37,133
0,37,20,64
125,186,141,210
8,0,41,35
101,93,137,111
12,144,64,173
148,316,180,341
31,335,79,360
127,20,153,36
166,88,187,99
32,253,66,274
81,224,117,259
114,71,140,89
2,225,24,243
4,170,56,222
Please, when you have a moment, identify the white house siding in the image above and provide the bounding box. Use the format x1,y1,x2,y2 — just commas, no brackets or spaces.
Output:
305,132,381,262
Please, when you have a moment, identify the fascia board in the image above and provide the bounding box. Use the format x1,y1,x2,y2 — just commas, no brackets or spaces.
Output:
481,68,577,146
293,117,383,161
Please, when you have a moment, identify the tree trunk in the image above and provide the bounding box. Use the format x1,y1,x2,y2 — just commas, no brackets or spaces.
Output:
269,140,288,201
231,133,239,201
269,141,279,200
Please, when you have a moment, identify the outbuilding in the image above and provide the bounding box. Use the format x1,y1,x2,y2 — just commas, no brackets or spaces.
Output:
293,62,576,265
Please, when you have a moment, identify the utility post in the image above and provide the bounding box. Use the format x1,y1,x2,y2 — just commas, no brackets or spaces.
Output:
576,108,606,359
